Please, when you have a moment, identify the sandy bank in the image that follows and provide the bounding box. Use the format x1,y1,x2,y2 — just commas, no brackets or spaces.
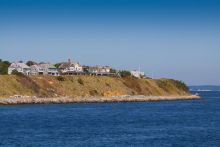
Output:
0,95,200,105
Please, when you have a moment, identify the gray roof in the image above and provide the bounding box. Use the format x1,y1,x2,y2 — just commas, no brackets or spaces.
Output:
39,63,56,69
10,62,30,69
59,61,81,69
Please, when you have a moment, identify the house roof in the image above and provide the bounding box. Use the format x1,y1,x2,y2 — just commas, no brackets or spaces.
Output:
10,62,30,69
31,63,56,70
59,60,81,69
89,65,111,70
39,63,56,69
30,64,41,70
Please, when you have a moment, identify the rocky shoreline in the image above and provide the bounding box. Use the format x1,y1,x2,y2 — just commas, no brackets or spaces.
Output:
0,95,200,105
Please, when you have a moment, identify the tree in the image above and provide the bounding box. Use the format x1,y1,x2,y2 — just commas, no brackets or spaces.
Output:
0,60,10,75
54,63,62,68
3,61,10,66
26,61,36,66
110,68,117,73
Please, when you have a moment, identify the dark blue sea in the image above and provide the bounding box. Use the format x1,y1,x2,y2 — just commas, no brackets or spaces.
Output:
0,91,220,147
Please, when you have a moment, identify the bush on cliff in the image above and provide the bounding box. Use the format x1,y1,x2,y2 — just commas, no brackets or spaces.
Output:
171,80,189,92
78,78,84,85
119,70,131,77
89,90,98,96
11,70,24,77
156,78,189,93
156,79,168,89
56,76,65,81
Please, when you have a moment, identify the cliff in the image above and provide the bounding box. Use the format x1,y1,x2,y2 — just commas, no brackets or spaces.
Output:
0,75,191,98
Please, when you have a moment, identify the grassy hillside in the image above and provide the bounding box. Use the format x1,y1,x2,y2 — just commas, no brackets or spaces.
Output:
0,75,190,98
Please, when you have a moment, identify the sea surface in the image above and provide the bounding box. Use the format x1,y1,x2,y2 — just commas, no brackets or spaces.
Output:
0,91,220,147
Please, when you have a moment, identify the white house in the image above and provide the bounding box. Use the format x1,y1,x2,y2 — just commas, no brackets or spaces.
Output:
59,59,83,74
30,63,59,76
8,62,31,75
40,63,59,76
89,66,111,75
30,65,44,75
131,70,145,78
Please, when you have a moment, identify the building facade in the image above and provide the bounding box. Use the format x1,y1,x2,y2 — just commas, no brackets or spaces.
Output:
30,63,59,76
8,62,31,75
131,70,145,78
89,66,111,75
59,59,83,75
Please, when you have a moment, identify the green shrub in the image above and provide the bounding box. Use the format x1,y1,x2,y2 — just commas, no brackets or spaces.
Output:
156,80,168,89
118,70,131,77
89,90,98,96
171,80,189,92
26,61,36,66
78,78,84,85
56,76,65,81
11,70,24,77
110,69,117,73
157,79,189,92
106,83,111,87
83,69,90,74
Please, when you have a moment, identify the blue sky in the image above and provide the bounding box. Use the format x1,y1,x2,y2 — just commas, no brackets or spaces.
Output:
0,0,220,85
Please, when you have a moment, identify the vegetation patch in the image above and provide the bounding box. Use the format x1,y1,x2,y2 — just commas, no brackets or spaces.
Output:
170,79,189,92
118,70,131,77
78,78,84,85
26,61,37,66
156,79,167,88
11,70,25,77
54,63,62,68
89,90,98,96
156,79,170,92
122,77,142,94
0,59,10,75
16,75,40,94
56,76,65,81
0,75,190,98
106,83,111,87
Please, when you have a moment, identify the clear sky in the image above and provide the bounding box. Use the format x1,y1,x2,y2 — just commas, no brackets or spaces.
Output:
0,0,219,85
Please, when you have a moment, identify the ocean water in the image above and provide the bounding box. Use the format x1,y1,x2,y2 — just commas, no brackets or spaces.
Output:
0,91,220,147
